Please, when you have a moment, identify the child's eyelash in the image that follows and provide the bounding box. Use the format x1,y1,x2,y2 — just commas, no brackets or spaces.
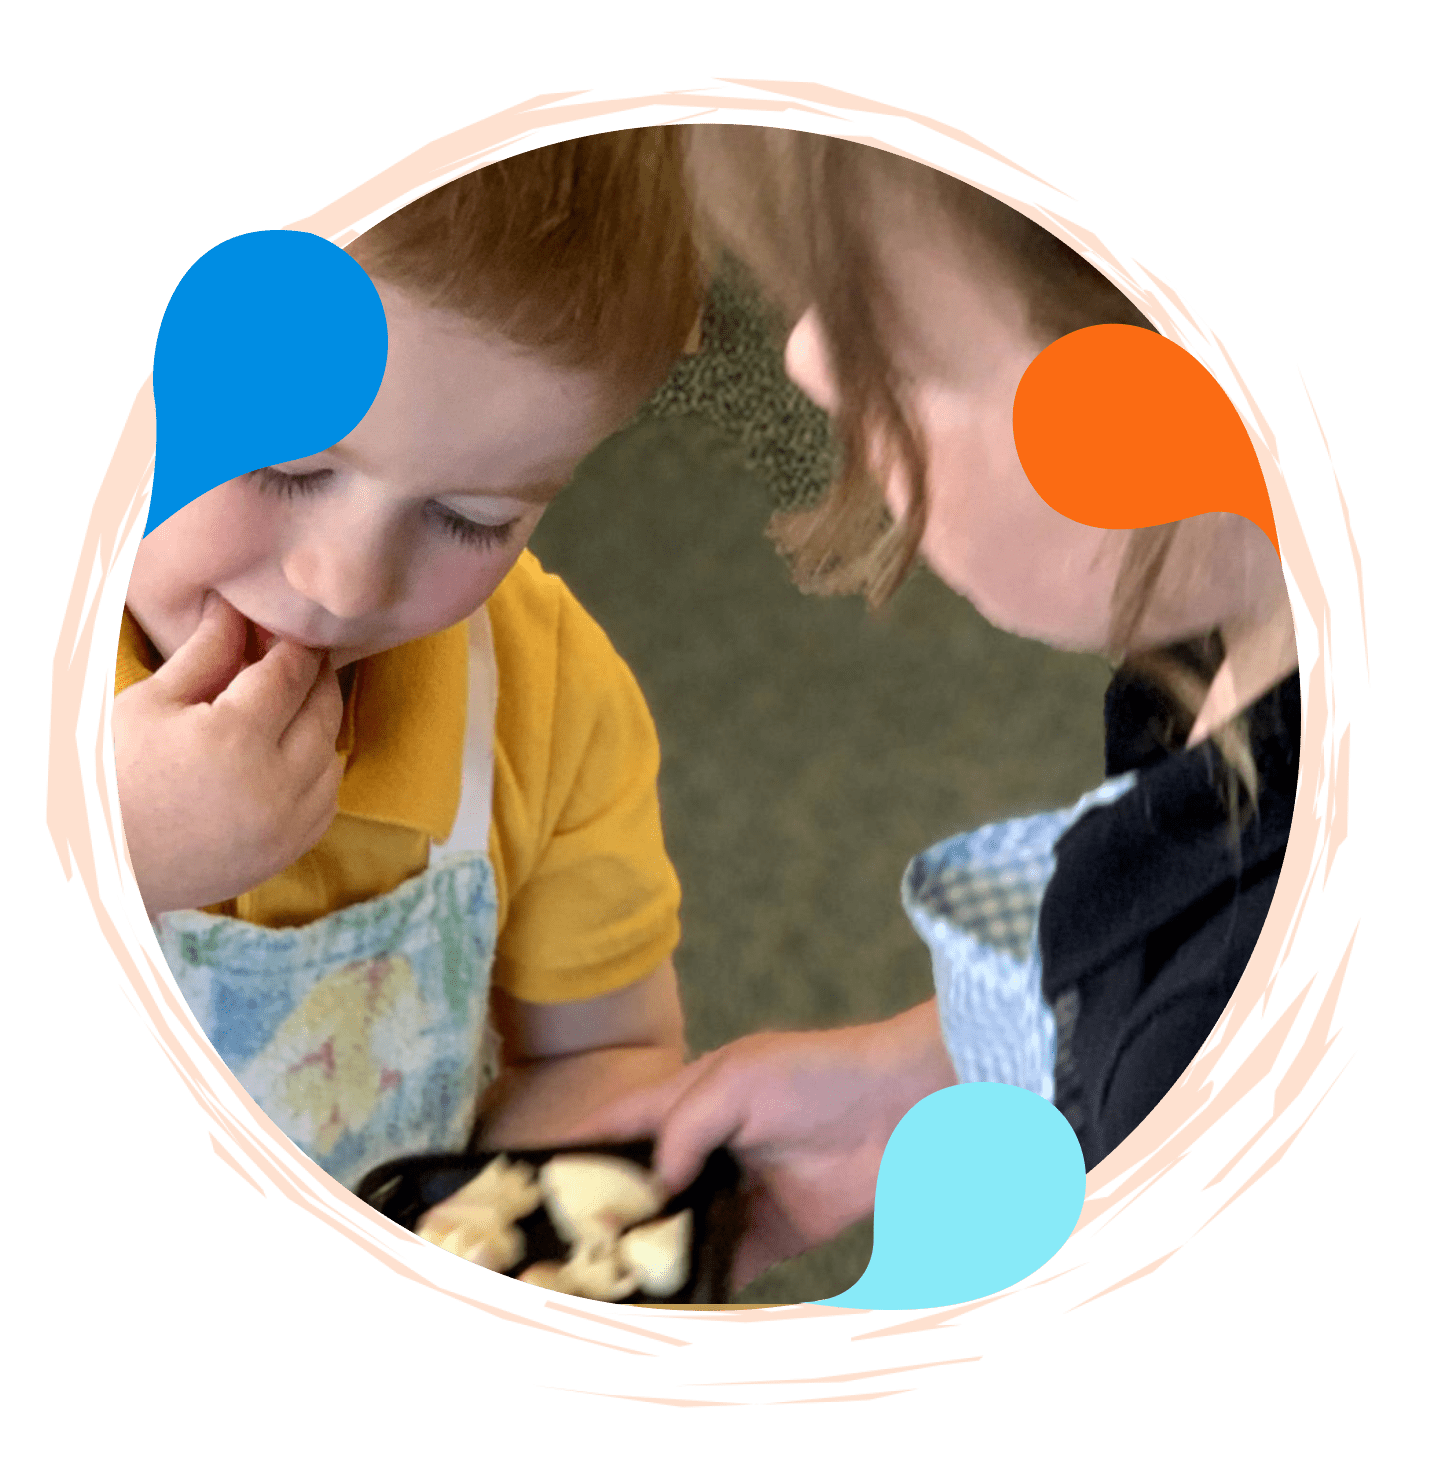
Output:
432,507,518,550
252,468,516,551
252,466,331,497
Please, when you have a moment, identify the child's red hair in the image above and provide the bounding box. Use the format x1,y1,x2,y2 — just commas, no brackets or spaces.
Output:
351,127,704,404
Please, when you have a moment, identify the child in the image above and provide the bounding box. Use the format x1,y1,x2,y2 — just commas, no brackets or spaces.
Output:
113,129,706,1193
578,126,1301,1293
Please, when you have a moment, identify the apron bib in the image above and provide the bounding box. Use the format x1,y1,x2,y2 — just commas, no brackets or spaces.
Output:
156,613,503,1193
901,773,1136,1101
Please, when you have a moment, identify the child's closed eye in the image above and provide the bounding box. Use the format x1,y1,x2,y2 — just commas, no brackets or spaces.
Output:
429,506,519,551
251,466,332,498
249,467,518,550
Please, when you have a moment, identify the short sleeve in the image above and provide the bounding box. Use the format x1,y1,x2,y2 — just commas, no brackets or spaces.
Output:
486,553,681,1004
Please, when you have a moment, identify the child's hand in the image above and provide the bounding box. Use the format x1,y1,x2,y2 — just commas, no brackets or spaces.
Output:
113,594,346,917
568,1000,958,1292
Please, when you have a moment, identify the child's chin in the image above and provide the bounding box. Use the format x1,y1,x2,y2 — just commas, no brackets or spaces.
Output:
329,628,444,668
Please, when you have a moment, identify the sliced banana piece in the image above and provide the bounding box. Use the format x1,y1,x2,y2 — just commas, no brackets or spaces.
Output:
538,1154,664,1245
617,1209,693,1298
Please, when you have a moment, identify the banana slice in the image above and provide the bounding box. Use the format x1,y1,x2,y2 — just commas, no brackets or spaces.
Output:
538,1154,664,1245
617,1209,693,1298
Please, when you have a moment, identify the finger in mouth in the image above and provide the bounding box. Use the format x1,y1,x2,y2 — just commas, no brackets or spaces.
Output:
243,622,279,665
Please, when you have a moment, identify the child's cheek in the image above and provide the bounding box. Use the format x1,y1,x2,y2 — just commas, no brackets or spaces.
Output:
424,545,526,633
127,479,277,658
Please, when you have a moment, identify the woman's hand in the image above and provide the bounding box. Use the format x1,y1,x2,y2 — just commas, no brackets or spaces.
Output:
113,594,346,917
568,999,957,1292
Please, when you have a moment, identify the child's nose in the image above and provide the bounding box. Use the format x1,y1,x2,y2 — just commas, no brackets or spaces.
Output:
281,517,403,620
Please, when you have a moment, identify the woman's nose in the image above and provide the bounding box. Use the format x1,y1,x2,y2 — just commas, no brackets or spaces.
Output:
281,514,403,620
784,309,840,415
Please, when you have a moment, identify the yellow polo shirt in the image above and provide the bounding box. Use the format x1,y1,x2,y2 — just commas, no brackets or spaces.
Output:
115,550,681,1005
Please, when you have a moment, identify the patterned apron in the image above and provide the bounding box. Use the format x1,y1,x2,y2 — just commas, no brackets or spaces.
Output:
155,614,503,1192
901,773,1137,1101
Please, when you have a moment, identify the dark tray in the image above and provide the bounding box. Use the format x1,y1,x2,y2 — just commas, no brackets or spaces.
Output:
356,1140,746,1305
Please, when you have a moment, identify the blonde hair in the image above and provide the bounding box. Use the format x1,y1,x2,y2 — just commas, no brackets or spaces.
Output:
684,125,1255,809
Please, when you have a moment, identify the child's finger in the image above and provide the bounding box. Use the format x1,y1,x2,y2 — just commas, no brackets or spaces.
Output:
219,640,327,738
148,593,248,706
280,654,344,756
296,734,345,799
294,753,345,849
648,1058,753,1195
